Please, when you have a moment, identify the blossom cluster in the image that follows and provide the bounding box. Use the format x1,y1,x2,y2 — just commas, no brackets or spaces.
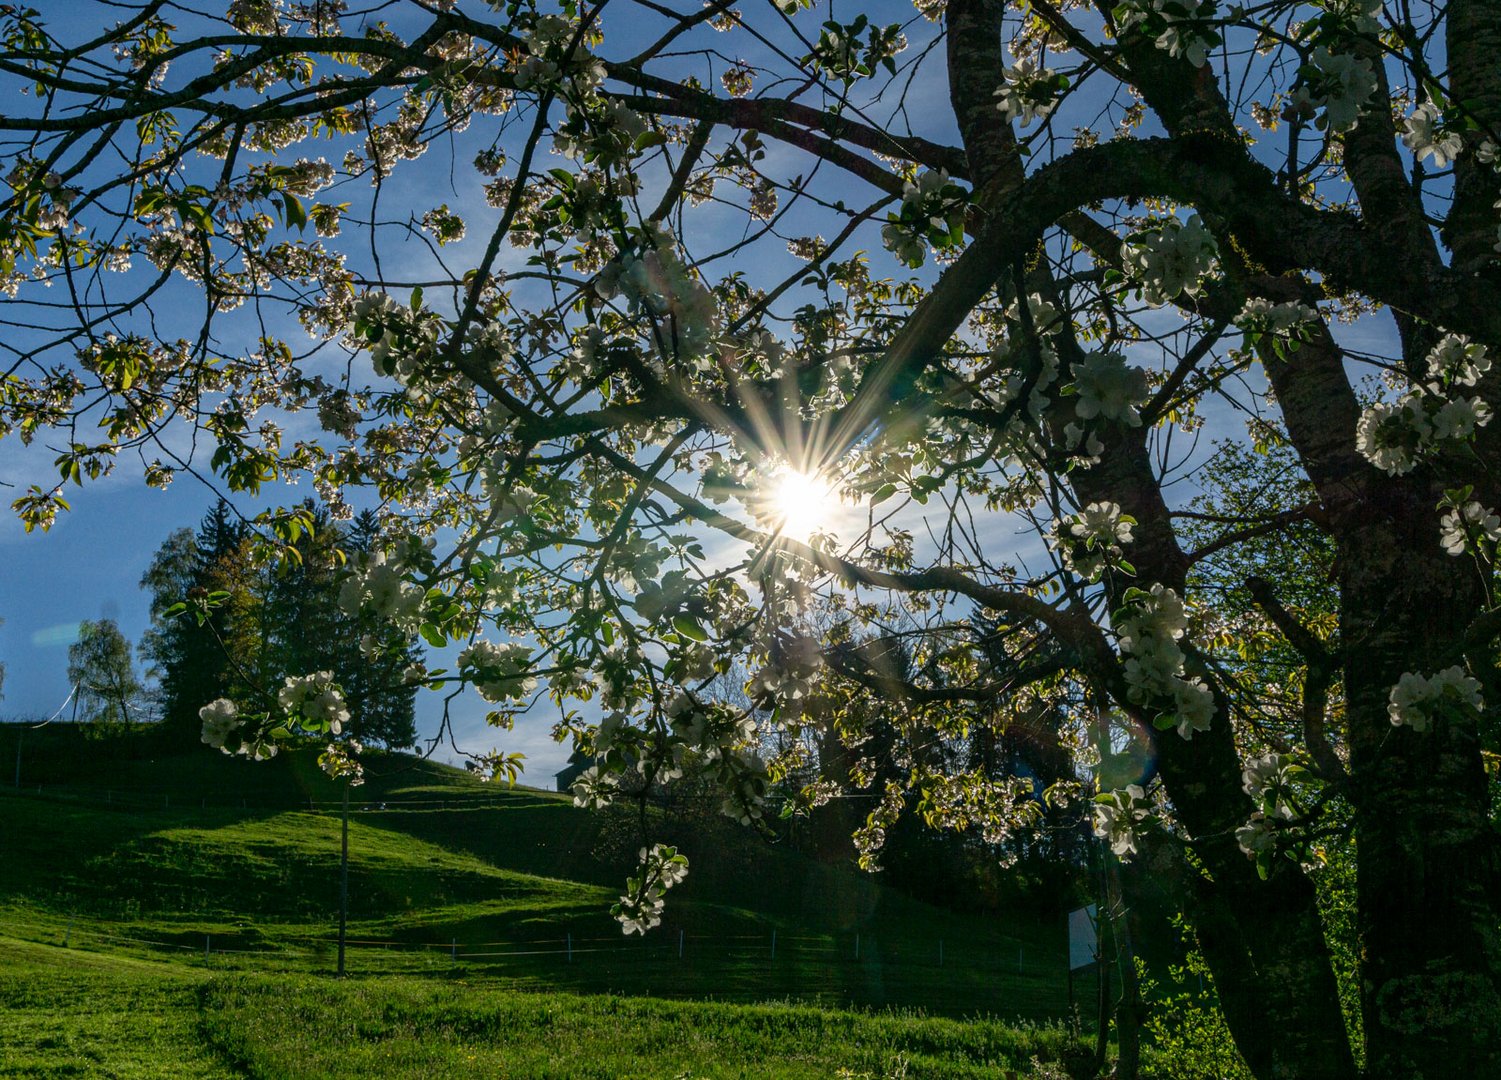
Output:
278,671,350,733
613,843,690,935
571,764,620,811
319,738,366,786
1439,497,1501,557
880,169,967,268
1092,783,1149,858
1287,48,1376,133
1120,214,1219,306
1235,297,1318,343
1113,0,1216,68
1355,336,1494,476
1388,666,1484,732
994,58,1065,128
595,226,717,368
1241,752,1299,823
338,551,425,629
457,639,537,703
1401,103,1463,169
200,698,244,752
1068,351,1151,429
199,703,277,761
1116,584,1215,739
1049,501,1135,581
746,635,825,711
510,13,606,92
351,290,444,385
1426,334,1493,388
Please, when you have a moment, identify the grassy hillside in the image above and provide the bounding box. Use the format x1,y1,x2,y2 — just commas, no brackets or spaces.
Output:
0,726,1100,1077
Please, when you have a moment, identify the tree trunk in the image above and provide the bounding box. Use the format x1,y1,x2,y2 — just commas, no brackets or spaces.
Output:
1341,525,1501,1078
1072,419,1358,1080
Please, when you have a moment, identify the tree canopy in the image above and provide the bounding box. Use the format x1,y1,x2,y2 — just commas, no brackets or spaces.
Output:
66,618,147,727
2,0,1499,1075
140,501,421,748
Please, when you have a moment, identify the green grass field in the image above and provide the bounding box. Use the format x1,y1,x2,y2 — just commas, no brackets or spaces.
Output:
0,729,1097,1077
0,938,1090,1079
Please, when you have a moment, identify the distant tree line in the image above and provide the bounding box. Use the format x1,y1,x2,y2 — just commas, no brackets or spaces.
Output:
140,501,421,750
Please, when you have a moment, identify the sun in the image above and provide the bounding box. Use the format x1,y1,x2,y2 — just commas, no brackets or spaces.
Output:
768,466,836,541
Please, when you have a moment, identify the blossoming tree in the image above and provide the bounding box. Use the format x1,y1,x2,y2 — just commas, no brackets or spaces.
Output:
2,0,1498,1075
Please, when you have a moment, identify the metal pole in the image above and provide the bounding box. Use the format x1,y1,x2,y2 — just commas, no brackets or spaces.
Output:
854,933,860,961
338,783,349,977
13,725,21,789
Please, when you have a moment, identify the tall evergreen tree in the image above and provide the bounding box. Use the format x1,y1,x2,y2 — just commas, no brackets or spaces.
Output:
140,502,256,740
142,501,419,749
340,509,419,749
262,503,419,749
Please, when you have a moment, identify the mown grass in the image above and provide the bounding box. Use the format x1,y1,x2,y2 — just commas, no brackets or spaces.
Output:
0,939,237,1079
0,939,1090,1079
198,971,1089,1079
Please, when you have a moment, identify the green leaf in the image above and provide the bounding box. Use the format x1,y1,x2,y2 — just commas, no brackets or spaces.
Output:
673,614,709,642
280,192,307,232
420,623,448,648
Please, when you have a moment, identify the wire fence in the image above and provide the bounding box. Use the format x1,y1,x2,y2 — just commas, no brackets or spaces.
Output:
17,920,1055,975
2,780,549,814
12,917,1084,1022
3,784,1088,1018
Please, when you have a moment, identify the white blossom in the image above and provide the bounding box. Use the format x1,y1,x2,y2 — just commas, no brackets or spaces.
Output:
1300,47,1376,133
1236,297,1318,337
1121,215,1219,305
1353,386,1490,477
1402,103,1463,169
1388,666,1484,731
1069,351,1150,427
1440,501,1501,556
1050,501,1135,580
339,552,425,628
1235,813,1278,858
572,764,619,811
1115,0,1214,66
1241,752,1298,821
278,671,349,733
458,639,537,702
1430,396,1490,442
1426,334,1492,389
1117,584,1215,739
1092,784,1149,858
199,698,241,751
994,58,1060,128
1316,0,1382,32
614,843,689,935
1171,676,1215,739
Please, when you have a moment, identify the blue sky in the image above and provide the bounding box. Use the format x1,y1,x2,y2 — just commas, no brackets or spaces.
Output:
0,0,1415,789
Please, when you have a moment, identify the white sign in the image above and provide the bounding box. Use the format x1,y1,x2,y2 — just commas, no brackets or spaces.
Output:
1068,904,1099,971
